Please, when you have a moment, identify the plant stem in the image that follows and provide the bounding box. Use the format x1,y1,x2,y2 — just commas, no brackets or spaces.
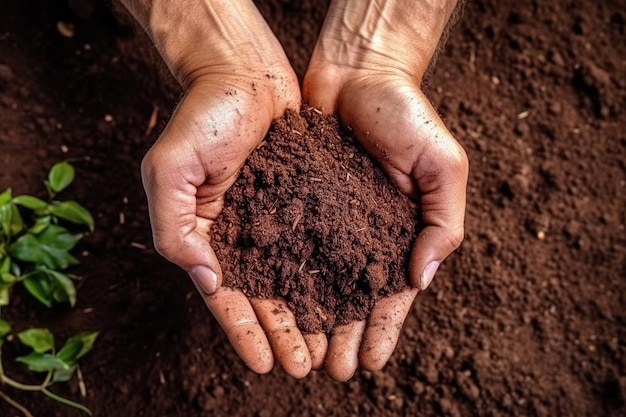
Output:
42,388,93,416
0,355,45,391
0,373,44,391
1,369,92,416
0,389,34,417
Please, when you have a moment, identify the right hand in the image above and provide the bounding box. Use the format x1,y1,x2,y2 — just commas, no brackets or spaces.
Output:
141,67,324,378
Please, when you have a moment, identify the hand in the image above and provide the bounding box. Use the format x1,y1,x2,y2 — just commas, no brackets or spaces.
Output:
123,0,318,378
302,0,467,380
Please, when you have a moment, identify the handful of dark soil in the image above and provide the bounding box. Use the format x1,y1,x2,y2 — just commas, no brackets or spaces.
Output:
213,106,420,333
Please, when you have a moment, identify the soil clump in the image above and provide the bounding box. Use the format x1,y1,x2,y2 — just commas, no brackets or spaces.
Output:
214,106,419,333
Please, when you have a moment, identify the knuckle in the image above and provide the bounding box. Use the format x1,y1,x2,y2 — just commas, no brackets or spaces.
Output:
152,237,176,259
151,227,189,262
140,147,159,183
447,141,469,176
447,226,465,250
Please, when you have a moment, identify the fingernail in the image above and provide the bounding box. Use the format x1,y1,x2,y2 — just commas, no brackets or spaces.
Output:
190,265,218,294
420,261,440,291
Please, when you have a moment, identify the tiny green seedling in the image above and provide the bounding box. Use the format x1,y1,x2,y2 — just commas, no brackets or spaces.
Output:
0,161,94,307
0,324,98,416
0,162,97,416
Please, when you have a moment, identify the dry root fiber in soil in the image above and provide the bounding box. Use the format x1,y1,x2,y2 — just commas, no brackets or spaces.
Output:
214,106,420,333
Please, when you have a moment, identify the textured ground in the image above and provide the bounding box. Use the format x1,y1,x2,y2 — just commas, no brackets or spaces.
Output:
0,0,624,416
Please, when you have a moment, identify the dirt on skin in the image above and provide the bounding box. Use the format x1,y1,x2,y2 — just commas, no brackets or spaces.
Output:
214,107,417,334
0,0,625,416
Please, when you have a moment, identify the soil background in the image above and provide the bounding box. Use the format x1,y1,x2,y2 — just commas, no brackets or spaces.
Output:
0,0,625,416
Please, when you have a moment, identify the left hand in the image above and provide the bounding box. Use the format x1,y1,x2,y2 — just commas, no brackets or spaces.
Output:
124,0,320,378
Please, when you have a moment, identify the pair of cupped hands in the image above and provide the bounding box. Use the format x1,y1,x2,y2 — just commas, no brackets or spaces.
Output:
128,0,467,381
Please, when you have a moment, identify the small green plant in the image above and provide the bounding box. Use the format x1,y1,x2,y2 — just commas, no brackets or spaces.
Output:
0,325,97,416
0,162,97,416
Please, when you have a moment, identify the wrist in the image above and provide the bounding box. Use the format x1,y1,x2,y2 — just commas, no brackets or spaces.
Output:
121,0,291,88
309,0,458,81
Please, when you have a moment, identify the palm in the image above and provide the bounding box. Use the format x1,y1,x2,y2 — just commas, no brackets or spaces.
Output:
303,68,468,380
335,74,467,286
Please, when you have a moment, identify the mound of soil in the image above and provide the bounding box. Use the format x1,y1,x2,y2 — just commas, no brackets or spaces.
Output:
214,107,417,333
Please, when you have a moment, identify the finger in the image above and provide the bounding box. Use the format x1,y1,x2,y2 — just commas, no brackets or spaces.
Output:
251,299,312,379
200,287,274,374
326,320,366,382
301,68,341,114
359,288,418,371
303,333,328,371
409,139,468,290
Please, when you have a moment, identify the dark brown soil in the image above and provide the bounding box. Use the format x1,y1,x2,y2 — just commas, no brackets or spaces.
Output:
1,0,625,416
215,107,416,333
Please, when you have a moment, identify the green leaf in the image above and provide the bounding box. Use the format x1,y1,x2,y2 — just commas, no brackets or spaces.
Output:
0,256,10,273
0,319,11,339
0,189,11,205
0,271,17,284
23,274,53,307
51,365,77,383
53,333,98,380
48,162,75,194
29,215,51,234
70,332,98,360
37,224,82,250
16,352,70,373
0,288,9,306
9,204,24,236
45,268,77,306
0,203,13,238
49,201,94,232
13,195,48,211
56,338,83,365
8,225,81,269
17,328,54,353
0,193,24,237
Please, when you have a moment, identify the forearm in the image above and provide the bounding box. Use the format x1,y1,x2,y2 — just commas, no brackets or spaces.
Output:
314,0,459,79
120,0,288,87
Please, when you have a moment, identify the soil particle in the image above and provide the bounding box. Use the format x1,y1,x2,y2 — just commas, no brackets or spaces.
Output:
214,106,419,333
0,63,14,82
455,371,480,401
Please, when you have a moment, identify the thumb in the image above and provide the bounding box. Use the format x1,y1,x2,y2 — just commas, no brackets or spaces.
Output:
141,148,224,295
181,235,223,295
408,140,468,290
